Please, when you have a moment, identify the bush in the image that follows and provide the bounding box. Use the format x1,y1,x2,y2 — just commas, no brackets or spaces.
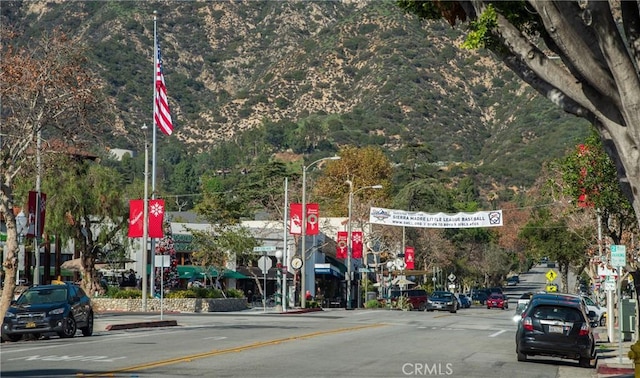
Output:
365,299,382,309
166,290,197,299
112,289,142,299
305,300,320,308
225,288,244,298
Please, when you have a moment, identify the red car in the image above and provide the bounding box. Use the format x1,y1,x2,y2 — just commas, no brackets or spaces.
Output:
487,293,508,310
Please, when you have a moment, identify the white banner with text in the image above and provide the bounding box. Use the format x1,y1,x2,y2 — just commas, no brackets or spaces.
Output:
369,207,503,228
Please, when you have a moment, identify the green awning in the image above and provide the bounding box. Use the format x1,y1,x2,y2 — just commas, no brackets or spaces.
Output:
222,270,249,279
176,266,248,280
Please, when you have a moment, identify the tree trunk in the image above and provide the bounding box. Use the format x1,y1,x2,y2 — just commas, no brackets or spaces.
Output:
0,217,19,320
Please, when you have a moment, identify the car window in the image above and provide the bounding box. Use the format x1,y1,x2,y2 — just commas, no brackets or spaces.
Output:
532,305,583,322
583,297,595,306
18,288,68,305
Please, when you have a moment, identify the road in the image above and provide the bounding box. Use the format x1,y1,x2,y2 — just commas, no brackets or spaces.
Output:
1,264,594,378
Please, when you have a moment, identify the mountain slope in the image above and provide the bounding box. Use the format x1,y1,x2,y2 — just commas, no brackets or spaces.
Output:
2,0,590,194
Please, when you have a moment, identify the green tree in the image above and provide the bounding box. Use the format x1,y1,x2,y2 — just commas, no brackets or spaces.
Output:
0,28,110,318
190,224,258,294
520,208,591,291
41,157,128,296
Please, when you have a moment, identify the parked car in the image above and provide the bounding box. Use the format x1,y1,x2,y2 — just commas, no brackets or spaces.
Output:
581,296,607,326
516,294,596,367
513,292,534,322
470,291,489,305
385,289,428,311
426,291,457,313
506,276,519,286
486,293,509,310
1,281,94,342
455,293,471,309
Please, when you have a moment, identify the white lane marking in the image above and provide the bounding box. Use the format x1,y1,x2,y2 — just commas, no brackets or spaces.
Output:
203,336,227,341
489,329,507,338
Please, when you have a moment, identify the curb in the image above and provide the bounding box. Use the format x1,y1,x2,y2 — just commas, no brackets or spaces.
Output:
596,364,635,376
105,320,178,331
279,307,324,315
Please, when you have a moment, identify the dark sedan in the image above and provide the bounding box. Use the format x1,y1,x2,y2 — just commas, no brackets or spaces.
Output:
2,281,94,341
426,291,457,313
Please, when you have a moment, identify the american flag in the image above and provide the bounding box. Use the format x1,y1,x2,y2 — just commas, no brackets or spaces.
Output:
155,40,173,135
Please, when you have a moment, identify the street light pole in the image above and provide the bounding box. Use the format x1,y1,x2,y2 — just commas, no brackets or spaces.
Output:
346,182,382,310
301,155,340,309
141,124,149,311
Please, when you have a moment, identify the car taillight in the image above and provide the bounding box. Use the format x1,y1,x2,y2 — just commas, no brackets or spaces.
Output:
579,323,589,336
523,317,533,331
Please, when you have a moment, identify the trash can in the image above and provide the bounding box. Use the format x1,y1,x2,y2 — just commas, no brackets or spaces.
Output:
366,292,377,302
621,298,636,341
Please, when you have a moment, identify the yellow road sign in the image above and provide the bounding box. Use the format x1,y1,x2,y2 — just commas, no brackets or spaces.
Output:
545,269,557,282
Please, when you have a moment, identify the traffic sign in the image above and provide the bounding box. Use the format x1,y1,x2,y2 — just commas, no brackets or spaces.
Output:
257,256,272,273
448,273,456,282
545,269,557,282
253,246,276,253
611,245,626,267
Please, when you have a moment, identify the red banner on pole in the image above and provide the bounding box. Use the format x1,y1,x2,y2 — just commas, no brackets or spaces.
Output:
289,203,302,235
336,231,348,259
351,231,363,259
27,191,46,238
404,246,415,270
306,203,319,235
148,199,165,238
128,200,144,238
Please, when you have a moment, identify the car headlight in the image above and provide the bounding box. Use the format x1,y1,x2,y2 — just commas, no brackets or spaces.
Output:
446,301,452,305
49,307,65,315
5,312,16,318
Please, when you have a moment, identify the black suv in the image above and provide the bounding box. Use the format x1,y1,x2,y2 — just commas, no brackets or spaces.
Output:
516,294,596,367
2,282,94,341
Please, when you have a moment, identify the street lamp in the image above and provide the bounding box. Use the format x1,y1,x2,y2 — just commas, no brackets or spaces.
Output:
141,124,150,311
275,250,283,312
301,155,340,309
346,182,382,309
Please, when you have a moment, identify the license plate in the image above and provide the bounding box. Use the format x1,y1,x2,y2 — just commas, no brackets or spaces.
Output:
26,322,36,328
435,303,442,308
548,325,563,333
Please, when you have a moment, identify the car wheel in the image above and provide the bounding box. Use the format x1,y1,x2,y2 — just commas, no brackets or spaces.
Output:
58,316,77,338
418,302,426,311
81,312,94,336
450,308,457,314
517,349,527,362
3,334,22,342
487,306,490,309
579,357,592,368
427,309,434,312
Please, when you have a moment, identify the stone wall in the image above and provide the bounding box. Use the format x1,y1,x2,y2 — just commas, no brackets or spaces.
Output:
91,297,249,313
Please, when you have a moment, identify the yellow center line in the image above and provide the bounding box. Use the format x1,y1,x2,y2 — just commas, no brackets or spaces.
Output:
77,323,385,377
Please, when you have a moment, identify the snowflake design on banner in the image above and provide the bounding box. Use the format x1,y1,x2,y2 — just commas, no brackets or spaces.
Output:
150,201,164,217
155,221,179,290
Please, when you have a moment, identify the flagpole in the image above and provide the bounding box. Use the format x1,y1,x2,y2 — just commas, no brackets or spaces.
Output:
150,10,158,298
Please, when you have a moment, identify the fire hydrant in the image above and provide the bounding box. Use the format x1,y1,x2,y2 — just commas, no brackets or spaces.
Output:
626,340,640,377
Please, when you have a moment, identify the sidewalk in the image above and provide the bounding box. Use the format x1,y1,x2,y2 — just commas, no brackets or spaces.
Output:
95,307,324,331
594,327,636,377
